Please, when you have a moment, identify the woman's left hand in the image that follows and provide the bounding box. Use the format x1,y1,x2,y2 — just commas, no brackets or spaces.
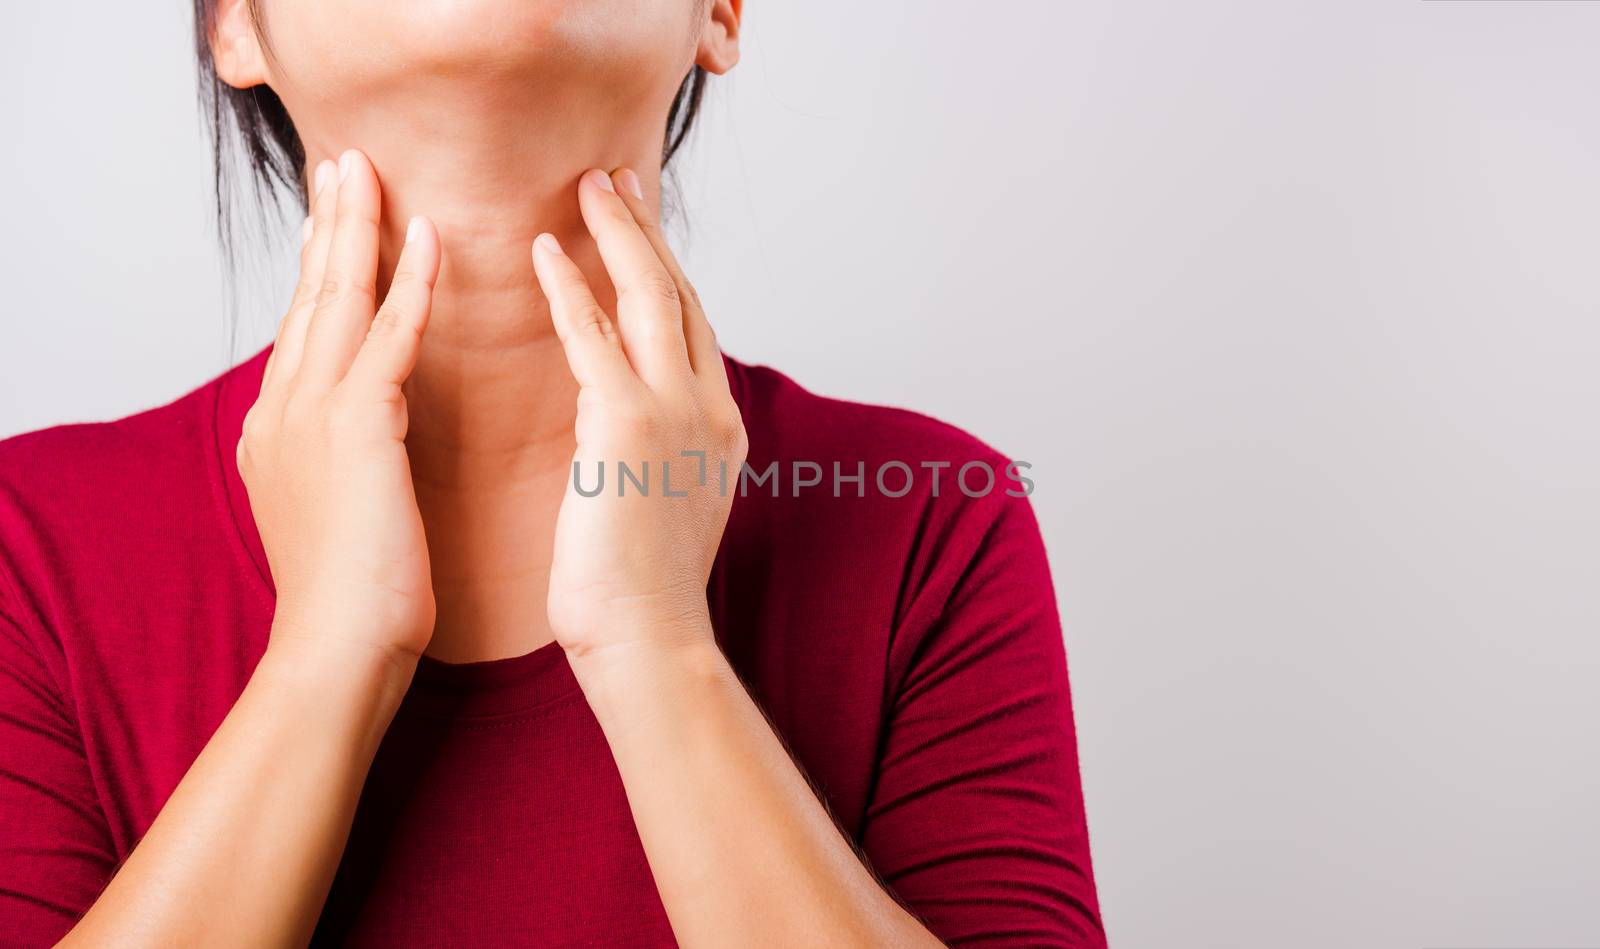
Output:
532,168,747,672
532,171,942,949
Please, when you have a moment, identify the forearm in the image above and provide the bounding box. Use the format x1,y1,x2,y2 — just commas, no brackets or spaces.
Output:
572,637,942,949
61,633,413,948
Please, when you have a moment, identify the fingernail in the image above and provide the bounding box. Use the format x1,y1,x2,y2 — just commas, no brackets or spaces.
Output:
338,150,357,183
301,215,314,245
616,169,644,200
535,233,563,256
314,161,334,195
586,169,615,194
406,217,424,245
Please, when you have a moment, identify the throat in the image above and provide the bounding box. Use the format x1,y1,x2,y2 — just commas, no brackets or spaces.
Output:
414,457,572,665
405,336,579,664
397,265,584,665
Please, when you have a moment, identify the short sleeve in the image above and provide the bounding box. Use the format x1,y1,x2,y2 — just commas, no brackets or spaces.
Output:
0,592,117,945
861,493,1105,947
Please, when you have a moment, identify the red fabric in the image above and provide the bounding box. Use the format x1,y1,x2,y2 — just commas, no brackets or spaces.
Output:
0,350,1103,947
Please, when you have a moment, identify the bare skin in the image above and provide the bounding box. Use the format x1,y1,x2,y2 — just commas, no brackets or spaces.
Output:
61,1,947,946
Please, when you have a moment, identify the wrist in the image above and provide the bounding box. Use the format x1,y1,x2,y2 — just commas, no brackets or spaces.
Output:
260,624,420,713
558,596,717,681
250,635,416,760
568,635,733,731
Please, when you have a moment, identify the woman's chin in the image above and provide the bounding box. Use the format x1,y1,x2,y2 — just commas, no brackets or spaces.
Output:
354,1,679,76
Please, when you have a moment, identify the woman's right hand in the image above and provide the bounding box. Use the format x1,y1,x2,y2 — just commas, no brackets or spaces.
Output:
237,149,441,669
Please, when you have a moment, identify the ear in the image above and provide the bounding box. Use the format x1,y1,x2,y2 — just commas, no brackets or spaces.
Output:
695,0,742,76
209,0,269,89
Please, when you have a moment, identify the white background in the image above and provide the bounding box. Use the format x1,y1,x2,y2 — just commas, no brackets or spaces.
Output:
4,2,1598,946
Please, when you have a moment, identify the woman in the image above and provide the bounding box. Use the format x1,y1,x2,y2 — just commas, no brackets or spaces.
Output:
0,0,1103,945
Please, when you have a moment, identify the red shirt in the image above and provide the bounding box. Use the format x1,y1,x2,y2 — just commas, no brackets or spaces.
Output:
0,350,1104,947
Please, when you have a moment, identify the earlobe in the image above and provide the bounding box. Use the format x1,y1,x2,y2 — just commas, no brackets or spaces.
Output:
209,0,269,90
696,0,743,76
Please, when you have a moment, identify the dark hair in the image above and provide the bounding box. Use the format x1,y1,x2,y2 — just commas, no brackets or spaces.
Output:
192,1,708,249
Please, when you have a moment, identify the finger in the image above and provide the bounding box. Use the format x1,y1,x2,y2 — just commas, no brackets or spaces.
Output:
576,168,691,388
300,149,383,388
611,168,728,394
263,160,340,394
531,232,639,393
344,216,441,390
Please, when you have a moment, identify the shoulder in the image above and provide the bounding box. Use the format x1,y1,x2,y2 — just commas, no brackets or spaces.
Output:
716,358,1058,706
0,355,262,595
721,355,1045,585
727,357,1025,483
0,370,225,516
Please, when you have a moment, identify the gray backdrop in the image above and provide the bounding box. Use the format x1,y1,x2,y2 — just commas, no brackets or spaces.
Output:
3,2,1597,946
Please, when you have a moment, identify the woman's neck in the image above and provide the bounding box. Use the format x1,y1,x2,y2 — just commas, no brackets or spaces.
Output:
299,93,667,484
294,99,672,659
